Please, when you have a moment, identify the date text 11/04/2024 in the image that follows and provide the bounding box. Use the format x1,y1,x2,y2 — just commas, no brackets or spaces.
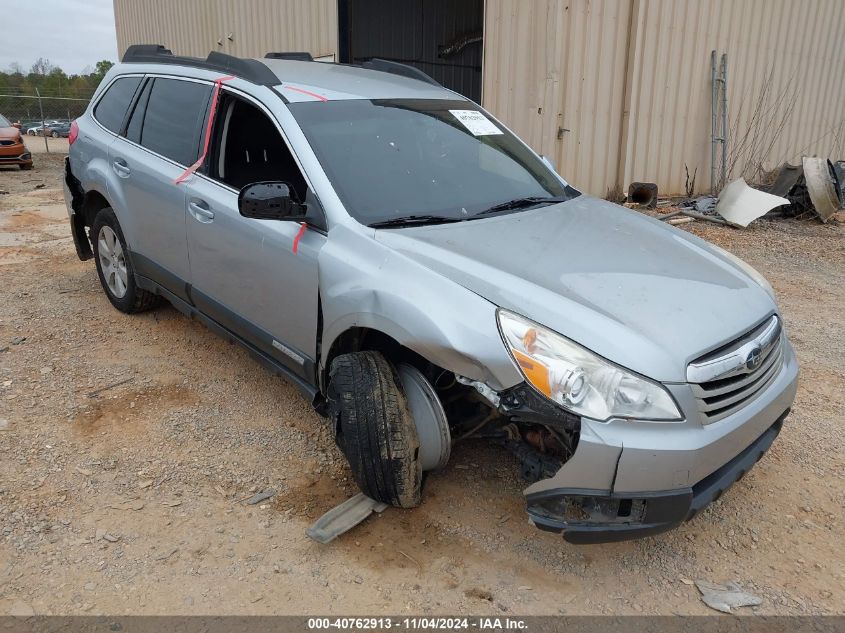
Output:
307,617,528,630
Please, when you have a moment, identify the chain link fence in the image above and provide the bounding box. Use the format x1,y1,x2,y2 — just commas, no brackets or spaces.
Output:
0,92,92,152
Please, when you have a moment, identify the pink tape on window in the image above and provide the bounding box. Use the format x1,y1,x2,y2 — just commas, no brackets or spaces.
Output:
174,75,236,184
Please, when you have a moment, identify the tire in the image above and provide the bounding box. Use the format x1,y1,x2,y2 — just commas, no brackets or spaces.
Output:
19,163,32,171
91,207,161,313
51,131,58,138
328,351,422,508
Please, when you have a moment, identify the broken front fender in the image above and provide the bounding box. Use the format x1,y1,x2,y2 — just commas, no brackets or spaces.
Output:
318,221,524,392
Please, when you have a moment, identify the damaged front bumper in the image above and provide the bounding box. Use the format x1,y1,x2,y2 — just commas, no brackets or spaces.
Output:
520,339,799,543
527,414,785,543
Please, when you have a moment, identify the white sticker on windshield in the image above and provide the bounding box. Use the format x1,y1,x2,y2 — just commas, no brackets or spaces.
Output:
450,110,503,136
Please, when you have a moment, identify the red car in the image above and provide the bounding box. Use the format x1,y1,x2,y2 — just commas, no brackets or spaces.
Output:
0,114,33,170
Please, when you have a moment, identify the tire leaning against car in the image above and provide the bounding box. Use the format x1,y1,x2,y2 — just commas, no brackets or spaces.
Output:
328,351,423,508
91,207,162,313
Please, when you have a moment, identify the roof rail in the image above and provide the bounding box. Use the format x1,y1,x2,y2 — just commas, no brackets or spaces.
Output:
122,44,279,86
265,52,314,62
360,58,442,87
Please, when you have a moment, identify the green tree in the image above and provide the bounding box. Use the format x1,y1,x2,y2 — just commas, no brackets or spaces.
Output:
93,60,114,81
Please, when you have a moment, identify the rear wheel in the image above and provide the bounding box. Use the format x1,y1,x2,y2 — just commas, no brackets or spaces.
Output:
51,131,59,138
91,207,161,313
328,351,422,508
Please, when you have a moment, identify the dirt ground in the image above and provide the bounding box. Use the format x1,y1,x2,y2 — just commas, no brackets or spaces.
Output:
0,150,843,617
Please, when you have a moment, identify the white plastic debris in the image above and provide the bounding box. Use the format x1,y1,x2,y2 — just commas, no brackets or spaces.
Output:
695,580,762,613
715,178,789,228
306,492,388,544
803,156,842,222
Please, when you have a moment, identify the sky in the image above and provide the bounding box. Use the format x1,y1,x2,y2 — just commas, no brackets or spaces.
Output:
2,0,117,74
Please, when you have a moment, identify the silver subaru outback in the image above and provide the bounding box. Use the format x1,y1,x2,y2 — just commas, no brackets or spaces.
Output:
63,45,798,543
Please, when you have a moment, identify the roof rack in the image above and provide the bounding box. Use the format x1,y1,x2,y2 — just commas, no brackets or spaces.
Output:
265,52,314,62
122,44,279,86
265,50,443,87
360,58,441,87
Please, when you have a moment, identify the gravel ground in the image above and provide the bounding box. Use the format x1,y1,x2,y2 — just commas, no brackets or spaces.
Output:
0,152,843,616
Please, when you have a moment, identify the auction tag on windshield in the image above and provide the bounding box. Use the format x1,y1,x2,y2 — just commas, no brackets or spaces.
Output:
450,110,503,136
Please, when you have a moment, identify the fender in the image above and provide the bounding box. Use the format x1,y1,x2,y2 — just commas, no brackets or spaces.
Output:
318,222,523,392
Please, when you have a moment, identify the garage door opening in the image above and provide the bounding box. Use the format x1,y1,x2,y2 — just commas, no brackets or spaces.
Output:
337,0,484,103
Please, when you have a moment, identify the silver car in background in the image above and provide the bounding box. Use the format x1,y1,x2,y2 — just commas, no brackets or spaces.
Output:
63,45,798,543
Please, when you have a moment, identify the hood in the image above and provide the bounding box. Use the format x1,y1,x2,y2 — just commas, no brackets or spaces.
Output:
0,126,21,140
375,196,776,382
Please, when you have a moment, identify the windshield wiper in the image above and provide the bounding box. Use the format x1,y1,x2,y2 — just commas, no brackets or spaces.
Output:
475,196,570,217
368,215,465,229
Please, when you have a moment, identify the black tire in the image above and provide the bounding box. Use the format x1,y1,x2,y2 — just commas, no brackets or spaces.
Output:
19,163,32,171
51,131,59,138
91,207,161,313
328,351,422,508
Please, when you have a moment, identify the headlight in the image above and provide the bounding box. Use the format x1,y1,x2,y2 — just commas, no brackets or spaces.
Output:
497,310,682,421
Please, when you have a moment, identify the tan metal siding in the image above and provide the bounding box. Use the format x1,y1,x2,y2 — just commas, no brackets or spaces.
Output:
482,0,631,197
622,0,845,194
113,0,337,62
484,0,845,195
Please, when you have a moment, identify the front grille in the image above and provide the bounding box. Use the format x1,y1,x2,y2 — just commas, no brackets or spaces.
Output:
688,316,784,424
0,140,15,146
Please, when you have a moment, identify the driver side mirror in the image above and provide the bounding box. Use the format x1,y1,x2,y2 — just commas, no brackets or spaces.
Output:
12,122,21,130
238,181,307,221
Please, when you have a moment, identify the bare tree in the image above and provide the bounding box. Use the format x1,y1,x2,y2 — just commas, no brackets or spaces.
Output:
725,65,798,187
30,57,54,76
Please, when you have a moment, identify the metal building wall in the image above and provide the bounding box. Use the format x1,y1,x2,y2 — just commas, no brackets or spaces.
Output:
621,0,845,194
482,0,632,197
114,0,845,196
113,0,337,62
483,0,845,195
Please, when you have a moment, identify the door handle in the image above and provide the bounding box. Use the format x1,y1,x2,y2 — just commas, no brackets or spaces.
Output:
188,200,214,223
112,158,130,177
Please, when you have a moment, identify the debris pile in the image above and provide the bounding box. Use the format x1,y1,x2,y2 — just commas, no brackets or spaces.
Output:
625,157,844,228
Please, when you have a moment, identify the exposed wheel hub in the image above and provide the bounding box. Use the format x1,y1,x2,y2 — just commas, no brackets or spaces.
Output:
398,364,451,471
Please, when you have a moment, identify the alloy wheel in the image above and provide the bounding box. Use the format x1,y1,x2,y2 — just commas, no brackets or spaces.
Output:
97,225,128,298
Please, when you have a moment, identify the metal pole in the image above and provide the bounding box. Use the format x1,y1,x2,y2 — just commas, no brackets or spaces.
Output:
35,87,48,153
710,50,717,194
720,53,728,190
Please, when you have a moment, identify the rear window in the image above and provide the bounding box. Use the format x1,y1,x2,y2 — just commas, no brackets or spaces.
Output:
138,78,210,166
125,79,152,144
93,76,142,134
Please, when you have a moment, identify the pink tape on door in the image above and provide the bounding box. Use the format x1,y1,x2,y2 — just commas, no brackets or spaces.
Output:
174,75,236,184
292,222,307,254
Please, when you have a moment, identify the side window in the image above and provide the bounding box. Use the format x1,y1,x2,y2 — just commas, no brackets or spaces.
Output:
138,78,211,166
93,76,142,134
124,78,152,144
207,94,307,199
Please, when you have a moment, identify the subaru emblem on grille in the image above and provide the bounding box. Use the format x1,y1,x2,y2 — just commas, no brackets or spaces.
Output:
745,345,763,371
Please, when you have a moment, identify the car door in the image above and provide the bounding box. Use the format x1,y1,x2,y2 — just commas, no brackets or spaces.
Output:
109,76,211,301
185,90,325,383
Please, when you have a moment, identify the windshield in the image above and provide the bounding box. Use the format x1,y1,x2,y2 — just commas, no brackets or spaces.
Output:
0,114,11,128
288,99,577,225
